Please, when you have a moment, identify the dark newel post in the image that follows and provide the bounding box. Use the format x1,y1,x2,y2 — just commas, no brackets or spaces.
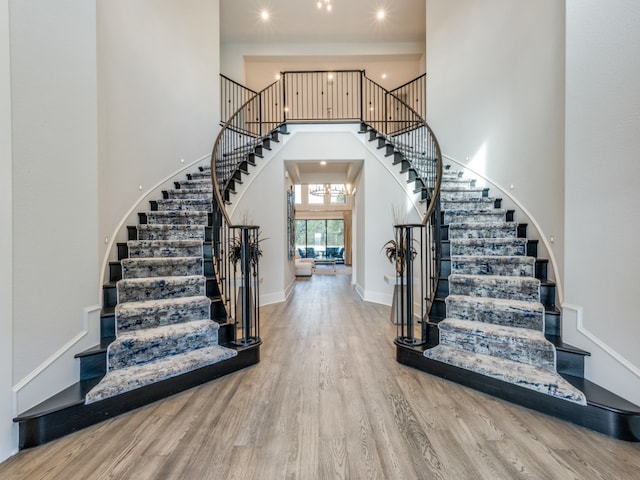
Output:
359,71,363,122
258,91,263,137
282,72,287,123
404,226,414,342
240,226,252,345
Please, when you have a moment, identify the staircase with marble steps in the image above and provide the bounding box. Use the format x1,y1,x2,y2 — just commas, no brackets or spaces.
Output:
397,167,640,441
13,164,260,450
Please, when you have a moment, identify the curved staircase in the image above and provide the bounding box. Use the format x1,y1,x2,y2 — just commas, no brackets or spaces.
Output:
397,166,640,441
14,165,260,449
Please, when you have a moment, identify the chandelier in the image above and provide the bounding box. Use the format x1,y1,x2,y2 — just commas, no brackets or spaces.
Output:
309,184,347,197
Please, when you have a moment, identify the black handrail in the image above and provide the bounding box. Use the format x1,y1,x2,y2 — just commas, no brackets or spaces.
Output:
212,71,442,347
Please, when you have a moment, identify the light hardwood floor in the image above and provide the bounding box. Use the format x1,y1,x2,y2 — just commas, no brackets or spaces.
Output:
1,274,639,479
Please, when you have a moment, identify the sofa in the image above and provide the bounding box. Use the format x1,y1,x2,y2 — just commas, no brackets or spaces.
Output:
294,254,315,277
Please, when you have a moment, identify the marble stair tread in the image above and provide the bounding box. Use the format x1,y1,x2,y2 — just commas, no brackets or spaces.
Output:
448,222,518,239
126,239,203,258
85,344,238,404
108,319,220,370
442,198,497,211
423,345,586,405
136,224,205,241
121,256,204,279
441,187,487,201
154,198,212,212
444,209,507,224
145,211,209,225
437,318,555,370
117,275,206,303
441,181,475,189
116,295,211,332
176,178,212,190
451,255,535,277
450,237,527,256
449,273,540,302
164,189,213,199
445,294,545,331
188,171,211,180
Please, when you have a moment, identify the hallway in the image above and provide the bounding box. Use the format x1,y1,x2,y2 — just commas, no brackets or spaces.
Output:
1,275,639,479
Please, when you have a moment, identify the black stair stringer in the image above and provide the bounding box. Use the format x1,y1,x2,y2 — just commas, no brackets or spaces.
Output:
360,124,430,202
220,125,287,210
14,344,260,449
396,344,640,442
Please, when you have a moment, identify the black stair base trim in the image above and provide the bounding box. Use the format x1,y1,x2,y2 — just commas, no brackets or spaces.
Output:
396,344,640,442
15,345,260,450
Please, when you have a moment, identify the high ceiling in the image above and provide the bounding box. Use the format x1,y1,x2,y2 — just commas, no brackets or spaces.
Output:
220,0,426,186
220,0,426,45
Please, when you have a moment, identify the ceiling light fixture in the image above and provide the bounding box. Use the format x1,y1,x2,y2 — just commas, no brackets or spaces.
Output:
377,9,385,20
260,9,269,21
316,0,333,12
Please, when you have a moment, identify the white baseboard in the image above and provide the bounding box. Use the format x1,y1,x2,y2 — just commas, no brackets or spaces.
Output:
260,291,286,307
562,303,640,405
12,305,101,415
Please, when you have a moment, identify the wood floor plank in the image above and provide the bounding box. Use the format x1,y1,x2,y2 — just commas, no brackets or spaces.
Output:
2,274,639,479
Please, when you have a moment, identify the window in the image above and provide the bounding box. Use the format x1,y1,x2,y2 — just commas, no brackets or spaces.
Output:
295,219,345,262
294,184,302,205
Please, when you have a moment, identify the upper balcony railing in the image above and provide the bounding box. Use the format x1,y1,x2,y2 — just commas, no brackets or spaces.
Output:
215,71,442,347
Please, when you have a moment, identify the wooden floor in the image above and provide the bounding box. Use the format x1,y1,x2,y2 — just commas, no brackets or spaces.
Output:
2,274,639,479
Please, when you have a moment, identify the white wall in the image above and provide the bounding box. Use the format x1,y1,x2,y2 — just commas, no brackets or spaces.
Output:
221,41,425,91
564,0,640,404
10,0,100,410
1,0,14,462
97,0,221,270
425,0,566,286
227,124,422,305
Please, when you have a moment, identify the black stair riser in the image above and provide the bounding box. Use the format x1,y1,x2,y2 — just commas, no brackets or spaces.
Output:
556,349,585,377
536,259,549,281
436,278,448,298
424,322,440,348
544,310,561,337
117,242,128,260
204,259,214,276
384,144,394,156
540,282,556,309
103,285,117,308
430,298,446,321
100,311,115,339
78,354,106,381
109,262,122,282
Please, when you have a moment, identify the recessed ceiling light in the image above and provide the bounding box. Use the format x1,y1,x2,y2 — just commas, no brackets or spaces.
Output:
377,9,385,20
320,161,327,166
260,10,269,21
381,73,387,79
317,1,322,8
327,4,332,11
275,74,281,80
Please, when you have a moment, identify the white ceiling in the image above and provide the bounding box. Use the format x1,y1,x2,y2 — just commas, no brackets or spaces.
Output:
220,0,426,186
220,0,426,45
